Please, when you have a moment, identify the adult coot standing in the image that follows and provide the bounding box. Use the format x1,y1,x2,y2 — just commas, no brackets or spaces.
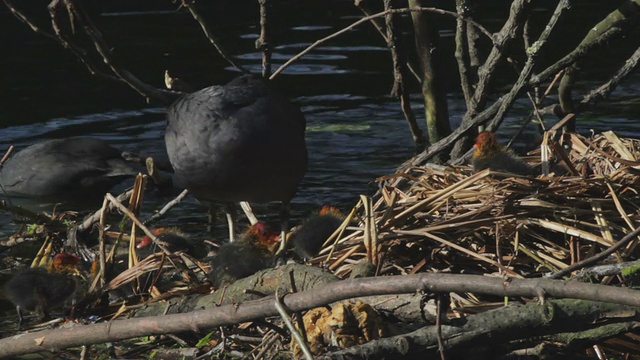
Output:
0,138,138,201
165,75,308,242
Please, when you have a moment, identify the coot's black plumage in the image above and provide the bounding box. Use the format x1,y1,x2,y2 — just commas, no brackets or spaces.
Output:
165,75,308,239
0,138,137,199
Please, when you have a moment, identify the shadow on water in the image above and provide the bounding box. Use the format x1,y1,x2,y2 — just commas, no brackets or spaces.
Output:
0,0,639,239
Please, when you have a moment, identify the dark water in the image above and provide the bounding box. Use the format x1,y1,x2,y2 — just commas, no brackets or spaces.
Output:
1,1,639,238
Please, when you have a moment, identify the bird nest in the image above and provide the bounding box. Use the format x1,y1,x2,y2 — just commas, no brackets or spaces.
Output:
319,131,640,285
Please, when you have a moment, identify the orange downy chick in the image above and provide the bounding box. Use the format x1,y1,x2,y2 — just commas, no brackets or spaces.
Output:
471,132,535,176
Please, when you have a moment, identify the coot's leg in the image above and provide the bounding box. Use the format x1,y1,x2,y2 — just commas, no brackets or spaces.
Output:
224,202,238,242
239,201,259,225
276,201,290,255
207,204,217,235
15,305,24,329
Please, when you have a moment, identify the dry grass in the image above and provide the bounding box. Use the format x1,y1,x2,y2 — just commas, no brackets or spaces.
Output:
315,131,640,288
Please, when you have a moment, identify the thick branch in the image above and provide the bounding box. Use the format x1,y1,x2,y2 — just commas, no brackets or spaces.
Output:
3,270,640,357
454,0,475,106
557,0,640,130
395,98,502,174
384,0,425,150
256,0,272,78
467,0,531,116
408,0,452,151
321,299,640,359
580,44,640,106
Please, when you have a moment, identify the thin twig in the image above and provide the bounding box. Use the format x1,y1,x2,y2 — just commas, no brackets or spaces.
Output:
549,224,640,279
77,189,133,232
143,189,189,226
256,0,272,78
274,289,313,360
0,145,15,168
59,0,176,104
354,1,421,82
104,193,171,256
180,0,249,75
98,197,109,288
270,6,493,79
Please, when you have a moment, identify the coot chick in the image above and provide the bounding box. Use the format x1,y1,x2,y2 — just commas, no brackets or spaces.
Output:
49,252,81,272
137,227,195,257
208,222,280,287
0,138,137,200
291,205,346,261
471,132,536,176
165,75,308,241
4,267,77,324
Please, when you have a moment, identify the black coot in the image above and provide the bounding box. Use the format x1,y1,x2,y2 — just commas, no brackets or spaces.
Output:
165,75,308,240
0,138,137,200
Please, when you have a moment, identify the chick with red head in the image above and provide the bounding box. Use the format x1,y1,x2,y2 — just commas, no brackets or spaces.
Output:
471,132,535,176
137,227,195,258
207,222,280,287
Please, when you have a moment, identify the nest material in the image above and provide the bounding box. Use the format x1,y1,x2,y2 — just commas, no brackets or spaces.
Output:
318,131,640,285
292,300,386,357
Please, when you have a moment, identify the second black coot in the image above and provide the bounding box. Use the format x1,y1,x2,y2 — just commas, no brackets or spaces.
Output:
165,75,308,240
0,138,137,200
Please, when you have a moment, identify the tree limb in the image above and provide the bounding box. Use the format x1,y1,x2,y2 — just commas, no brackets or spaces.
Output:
320,299,640,359
3,269,640,357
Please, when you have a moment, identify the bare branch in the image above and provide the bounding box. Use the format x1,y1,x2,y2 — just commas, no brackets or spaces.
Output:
485,0,571,132
4,0,118,82
580,45,640,106
180,0,250,75
354,0,421,82
271,6,493,80
531,26,634,86
549,223,640,279
256,0,272,78
454,0,475,106
3,270,640,357
59,0,177,105
321,299,640,359
449,0,531,160
384,0,425,150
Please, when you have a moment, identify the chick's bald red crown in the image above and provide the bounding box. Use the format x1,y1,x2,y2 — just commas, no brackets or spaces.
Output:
246,222,280,245
475,131,496,145
52,253,80,266
138,228,166,249
319,205,343,217
50,253,81,273
474,131,501,157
